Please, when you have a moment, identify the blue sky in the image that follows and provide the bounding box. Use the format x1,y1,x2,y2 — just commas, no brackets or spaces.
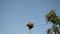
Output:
0,0,60,34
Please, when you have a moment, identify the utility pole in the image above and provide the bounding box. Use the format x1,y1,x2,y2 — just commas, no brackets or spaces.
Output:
26,21,34,34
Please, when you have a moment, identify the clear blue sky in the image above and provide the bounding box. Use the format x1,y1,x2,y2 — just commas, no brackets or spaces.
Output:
0,0,60,34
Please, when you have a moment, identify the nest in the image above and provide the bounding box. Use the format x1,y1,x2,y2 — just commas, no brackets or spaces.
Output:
27,22,34,30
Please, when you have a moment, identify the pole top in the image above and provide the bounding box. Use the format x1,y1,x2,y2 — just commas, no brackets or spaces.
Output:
26,21,34,30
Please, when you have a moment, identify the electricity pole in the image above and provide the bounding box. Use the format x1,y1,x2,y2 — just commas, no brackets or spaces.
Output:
26,21,34,34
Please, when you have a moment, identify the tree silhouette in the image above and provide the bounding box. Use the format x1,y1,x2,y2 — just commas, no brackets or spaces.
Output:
46,10,60,34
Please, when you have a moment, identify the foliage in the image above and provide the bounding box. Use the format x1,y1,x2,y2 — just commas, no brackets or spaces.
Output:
46,10,60,34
